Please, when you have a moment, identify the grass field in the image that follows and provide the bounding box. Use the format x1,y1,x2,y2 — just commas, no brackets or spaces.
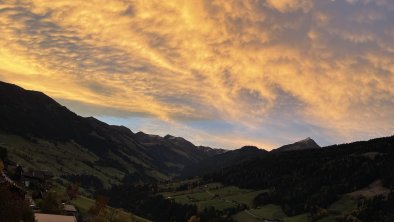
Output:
328,195,357,214
233,204,286,221
0,133,169,188
161,182,268,212
0,134,122,187
162,181,316,222
160,177,378,222
283,214,309,222
72,195,151,222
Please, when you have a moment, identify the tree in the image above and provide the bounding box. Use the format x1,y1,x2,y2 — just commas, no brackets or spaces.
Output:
90,195,109,217
40,192,62,214
115,211,130,222
0,185,34,222
106,208,118,222
66,183,79,200
0,146,6,160
0,159,4,172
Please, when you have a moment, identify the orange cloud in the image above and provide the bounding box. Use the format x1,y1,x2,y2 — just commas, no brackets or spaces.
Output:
0,0,393,147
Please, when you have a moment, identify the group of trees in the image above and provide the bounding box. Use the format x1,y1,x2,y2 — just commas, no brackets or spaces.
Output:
86,195,136,222
96,184,238,222
40,191,64,214
81,136,394,221
62,174,104,191
0,185,34,222
0,146,34,222
204,136,394,216
0,146,6,172
0,146,6,161
98,184,196,222
352,193,394,222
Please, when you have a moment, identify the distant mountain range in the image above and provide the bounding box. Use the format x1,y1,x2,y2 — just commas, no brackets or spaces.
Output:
181,146,266,178
0,81,225,187
3,80,392,196
181,138,321,178
0,80,326,186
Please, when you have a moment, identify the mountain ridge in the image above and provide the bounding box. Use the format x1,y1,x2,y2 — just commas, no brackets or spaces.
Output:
0,80,224,186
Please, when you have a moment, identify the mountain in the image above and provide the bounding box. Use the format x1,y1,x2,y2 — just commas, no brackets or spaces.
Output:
196,146,227,156
181,145,268,178
273,137,320,152
205,135,394,216
133,132,225,176
0,81,224,187
181,138,321,178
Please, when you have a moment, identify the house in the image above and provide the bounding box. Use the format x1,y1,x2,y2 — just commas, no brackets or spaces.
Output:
63,204,79,217
34,213,77,222
23,170,45,188
23,170,54,186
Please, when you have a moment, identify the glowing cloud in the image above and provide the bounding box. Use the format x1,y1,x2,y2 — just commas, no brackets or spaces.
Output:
0,0,393,149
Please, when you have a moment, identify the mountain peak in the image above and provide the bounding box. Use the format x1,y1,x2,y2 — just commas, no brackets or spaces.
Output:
239,146,260,151
274,137,320,152
164,134,177,140
299,137,315,144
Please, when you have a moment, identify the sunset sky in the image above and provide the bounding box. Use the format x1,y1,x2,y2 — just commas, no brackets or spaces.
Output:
1,0,394,149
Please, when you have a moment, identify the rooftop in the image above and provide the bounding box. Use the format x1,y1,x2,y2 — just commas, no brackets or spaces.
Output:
63,204,77,212
35,213,77,222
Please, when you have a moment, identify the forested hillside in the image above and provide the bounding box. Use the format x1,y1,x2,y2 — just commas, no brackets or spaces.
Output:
203,136,394,219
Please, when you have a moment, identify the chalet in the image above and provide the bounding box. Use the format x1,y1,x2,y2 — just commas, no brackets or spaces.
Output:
23,170,45,188
35,213,77,222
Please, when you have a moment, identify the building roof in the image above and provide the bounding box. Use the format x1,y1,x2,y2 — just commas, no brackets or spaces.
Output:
63,204,77,212
35,213,77,222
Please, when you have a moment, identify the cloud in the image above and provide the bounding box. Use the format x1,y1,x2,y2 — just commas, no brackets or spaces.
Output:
0,0,393,148
266,0,313,12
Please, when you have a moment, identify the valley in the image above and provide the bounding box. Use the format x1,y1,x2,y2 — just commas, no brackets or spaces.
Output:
2,1,394,221
1,81,394,222
156,178,389,222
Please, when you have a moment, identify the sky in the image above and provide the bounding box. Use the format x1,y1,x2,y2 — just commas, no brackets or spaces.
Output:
1,0,394,150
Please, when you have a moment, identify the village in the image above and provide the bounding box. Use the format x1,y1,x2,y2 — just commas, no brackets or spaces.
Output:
0,149,80,222
0,143,146,222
